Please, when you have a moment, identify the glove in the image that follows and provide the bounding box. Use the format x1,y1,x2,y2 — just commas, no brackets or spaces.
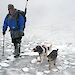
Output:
20,31,24,36
3,32,5,35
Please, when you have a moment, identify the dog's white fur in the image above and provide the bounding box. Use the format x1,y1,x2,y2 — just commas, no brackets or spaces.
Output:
33,44,52,63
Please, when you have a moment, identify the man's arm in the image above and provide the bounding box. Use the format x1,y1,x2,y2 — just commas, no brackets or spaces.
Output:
2,16,8,35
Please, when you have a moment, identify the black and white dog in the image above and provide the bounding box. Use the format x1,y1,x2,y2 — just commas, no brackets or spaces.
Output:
47,49,58,70
33,44,52,63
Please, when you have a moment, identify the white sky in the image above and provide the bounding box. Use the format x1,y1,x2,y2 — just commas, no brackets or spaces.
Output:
0,0,75,25
0,0,75,43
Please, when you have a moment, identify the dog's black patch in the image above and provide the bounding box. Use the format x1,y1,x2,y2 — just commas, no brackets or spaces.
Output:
33,45,43,54
47,49,58,61
47,47,50,50
42,45,47,53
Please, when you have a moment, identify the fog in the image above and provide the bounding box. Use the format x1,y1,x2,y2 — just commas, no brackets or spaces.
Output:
0,0,75,44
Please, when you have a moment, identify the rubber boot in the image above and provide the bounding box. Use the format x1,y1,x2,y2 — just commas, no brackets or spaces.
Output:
14,43,20,58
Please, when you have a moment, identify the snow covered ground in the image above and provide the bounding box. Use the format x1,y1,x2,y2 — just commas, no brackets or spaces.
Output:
0,32,75,75
0,0,75,75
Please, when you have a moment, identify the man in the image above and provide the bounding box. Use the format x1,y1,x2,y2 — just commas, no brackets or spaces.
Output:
2,4,25,58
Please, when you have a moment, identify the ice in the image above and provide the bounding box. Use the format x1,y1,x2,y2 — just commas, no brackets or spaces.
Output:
70,63,75,66
29,47,34,50
28,41,33,44
29,52,39,56
63,65,70,70
33,43,38,46
23,73,31,75
44,70,50,73
7,55,15,61
7,45,12,49
0,66,2,69
25,48,29,51
6,49,13,52
0,62,9,67
57,66,63,70
20,52,38,56
21,74,24,75
30,67,35,70
52,68,58,72
31,58,37,63
21,74,25,75
71,47,75,52
36,71,44,75
23,44,30,48
22,67,29,72
1,60,10,63
64,71,71,75
63,60,69,65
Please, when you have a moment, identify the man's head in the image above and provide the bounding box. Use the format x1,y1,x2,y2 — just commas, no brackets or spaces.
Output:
8,4,15,15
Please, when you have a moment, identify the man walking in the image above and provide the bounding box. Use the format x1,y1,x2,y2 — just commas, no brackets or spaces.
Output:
2,4,25,58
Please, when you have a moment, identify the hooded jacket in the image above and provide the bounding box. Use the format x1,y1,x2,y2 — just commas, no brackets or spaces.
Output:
3,12,24,32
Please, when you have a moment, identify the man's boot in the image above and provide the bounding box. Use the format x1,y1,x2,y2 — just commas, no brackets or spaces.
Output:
14,43,20,58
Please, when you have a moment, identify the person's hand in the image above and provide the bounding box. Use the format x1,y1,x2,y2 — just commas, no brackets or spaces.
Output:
3,32,5,35
19,31,24,36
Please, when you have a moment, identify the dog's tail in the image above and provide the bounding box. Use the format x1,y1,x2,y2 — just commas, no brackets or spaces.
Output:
56,49,59,51
48,44,52,50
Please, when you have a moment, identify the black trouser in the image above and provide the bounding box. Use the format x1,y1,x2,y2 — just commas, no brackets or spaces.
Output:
12,37,22,56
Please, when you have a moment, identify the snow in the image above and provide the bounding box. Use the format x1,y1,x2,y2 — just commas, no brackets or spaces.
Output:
0,62,9,67
31,58,37,63
23,45,30,48
69,63,75,66
0,66,2,69
36,71,44,75
7,55,15,61
0,0,75,75
22,67,29,72
57,66,63,70
5,49,13,53
1,60,10,63
20,52,38,56
64,71,71,75
63,60,69,65
0,38,75,75
23,73,32,75
44,70,50,73
52,68,58,72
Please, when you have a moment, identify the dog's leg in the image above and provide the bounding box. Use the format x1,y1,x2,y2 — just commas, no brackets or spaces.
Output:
37,55,41,62
48,60,51,70
54,59,56,65
44,52,47,59
48,59,52,70
37,54,43,63
40,54,44,63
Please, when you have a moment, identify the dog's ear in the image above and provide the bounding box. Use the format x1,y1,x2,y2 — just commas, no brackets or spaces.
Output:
33,48,35,50
33,48,35,51
36,45,41,49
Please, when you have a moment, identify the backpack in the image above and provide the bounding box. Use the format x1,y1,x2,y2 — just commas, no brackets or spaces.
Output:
17,9,26,30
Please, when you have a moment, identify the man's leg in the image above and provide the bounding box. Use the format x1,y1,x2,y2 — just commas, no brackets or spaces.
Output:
14,37,22,58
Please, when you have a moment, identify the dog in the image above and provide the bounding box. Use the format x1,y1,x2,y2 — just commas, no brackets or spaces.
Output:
33,44,52,63
47,49,58,70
